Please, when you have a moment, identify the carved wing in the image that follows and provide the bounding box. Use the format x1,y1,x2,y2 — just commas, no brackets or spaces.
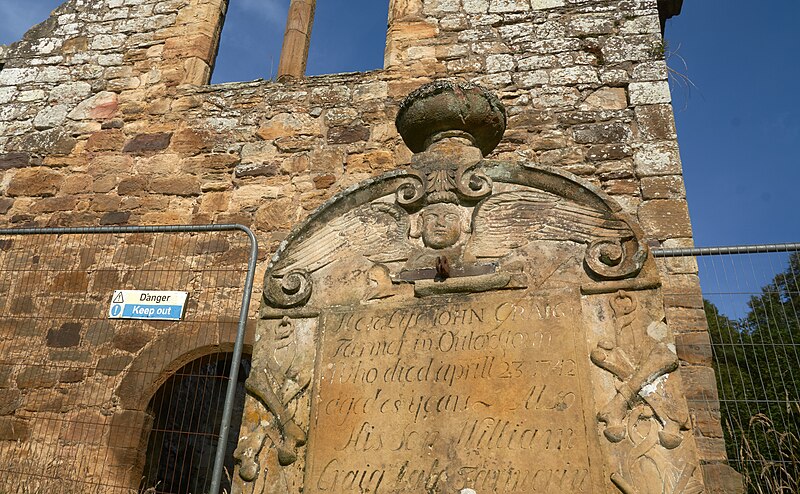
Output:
466,190,634,259
272,202,411,276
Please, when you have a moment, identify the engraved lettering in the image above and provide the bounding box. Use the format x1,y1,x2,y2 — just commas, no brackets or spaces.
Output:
316,459,386,493
309,293,592,494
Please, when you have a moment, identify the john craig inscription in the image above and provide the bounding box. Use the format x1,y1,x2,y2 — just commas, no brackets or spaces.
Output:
305,291,595,493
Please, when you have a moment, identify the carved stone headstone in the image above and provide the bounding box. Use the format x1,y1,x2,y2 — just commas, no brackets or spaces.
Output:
234,81,706,494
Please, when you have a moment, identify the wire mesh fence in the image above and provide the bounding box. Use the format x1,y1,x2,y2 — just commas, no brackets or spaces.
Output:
655,244,800,493
0,225,256,494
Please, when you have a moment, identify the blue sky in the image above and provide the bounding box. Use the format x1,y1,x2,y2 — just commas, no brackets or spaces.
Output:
1,0,798,250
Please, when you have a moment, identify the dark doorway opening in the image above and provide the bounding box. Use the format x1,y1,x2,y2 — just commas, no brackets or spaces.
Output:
141,352,251,494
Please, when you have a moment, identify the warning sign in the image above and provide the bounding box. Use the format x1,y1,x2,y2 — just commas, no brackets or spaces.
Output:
108,290,188,321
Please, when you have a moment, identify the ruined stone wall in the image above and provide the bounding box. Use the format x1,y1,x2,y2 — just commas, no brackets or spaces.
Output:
0,0,732,490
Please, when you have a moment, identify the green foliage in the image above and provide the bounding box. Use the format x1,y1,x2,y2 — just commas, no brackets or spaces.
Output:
705,253,800,493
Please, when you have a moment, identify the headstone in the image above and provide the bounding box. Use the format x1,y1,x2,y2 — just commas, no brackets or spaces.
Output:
234,81,706,494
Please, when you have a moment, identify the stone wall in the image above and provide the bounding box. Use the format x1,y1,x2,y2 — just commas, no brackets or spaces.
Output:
0,0,734,490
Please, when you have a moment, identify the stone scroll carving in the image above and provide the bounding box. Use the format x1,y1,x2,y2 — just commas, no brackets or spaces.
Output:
263,176,645,309
235,81,705,494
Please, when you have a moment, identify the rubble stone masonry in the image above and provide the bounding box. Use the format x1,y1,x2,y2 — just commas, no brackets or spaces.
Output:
0,0,737,490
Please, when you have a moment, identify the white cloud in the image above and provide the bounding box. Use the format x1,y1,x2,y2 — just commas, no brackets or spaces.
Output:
235,0,288,26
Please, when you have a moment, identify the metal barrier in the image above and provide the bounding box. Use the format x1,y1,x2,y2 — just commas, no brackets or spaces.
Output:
654,243,800,493
0,225,257,494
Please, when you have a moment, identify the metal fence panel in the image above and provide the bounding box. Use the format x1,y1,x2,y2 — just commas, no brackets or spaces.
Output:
655,244,800,493
0,225,256,494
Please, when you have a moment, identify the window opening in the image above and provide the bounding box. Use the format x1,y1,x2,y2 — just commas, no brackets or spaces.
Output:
211,0,389,83
306,0,388,76
141,353,251,494
211,0,288,83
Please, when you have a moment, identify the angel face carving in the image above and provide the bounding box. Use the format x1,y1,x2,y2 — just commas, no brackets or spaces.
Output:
420,203,467,249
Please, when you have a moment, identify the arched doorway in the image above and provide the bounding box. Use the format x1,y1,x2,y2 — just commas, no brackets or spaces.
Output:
140,352,251,494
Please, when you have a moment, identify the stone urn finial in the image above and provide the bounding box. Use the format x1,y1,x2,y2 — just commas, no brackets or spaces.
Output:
395,80,507,157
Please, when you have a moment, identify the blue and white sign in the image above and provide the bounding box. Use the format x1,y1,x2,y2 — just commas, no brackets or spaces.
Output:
108,290,188,321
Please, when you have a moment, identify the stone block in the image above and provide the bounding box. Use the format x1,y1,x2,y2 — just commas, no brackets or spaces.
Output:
702,463,745,494
100,211,131,225
686,398,724,438
51,272,90,293
234,162,280,178
117,176,149,195
9,296,34,315
694,437,729,463
0,417,31,441
87,154,134,176
463,0,489,13
97,354,133,376
16,366,59,389
90,34,126,50
681,366,720,402
632,61,669,81
634,142,681,177
666,304,708,332
586,144,631,162
602,35,657,64
148,175,201,196
573,122,632,144
31,196,78,213
60,409,108,445
550,66,600,85
255,197,296,231
170,128,214,154
86,129,126,152
629,81,672,105
59,368,86,384
581,87,627,110
676,331,713,366
327,124,370,144
197,192,231,213
164,34,215,61
6,168,64,197
92,269,120,292
638,199,692,239
109,409,153,450
112,327,150,353
662,273,704,308
567,14,615,36
531,0,563,9
123,132,173,154
274,135,317,153
635,104,677,141
309,148,346,173
183,153,240,173
347,150,395,173
486,54,514,73
112,244,152,265
33,104,69,130
313,174,337,189
641,175,685,199
0,388,21,415
0,152,32,170
0,365,11,388
46,322,83,348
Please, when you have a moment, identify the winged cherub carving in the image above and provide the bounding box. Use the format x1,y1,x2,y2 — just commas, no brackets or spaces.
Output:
269,185,636,292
